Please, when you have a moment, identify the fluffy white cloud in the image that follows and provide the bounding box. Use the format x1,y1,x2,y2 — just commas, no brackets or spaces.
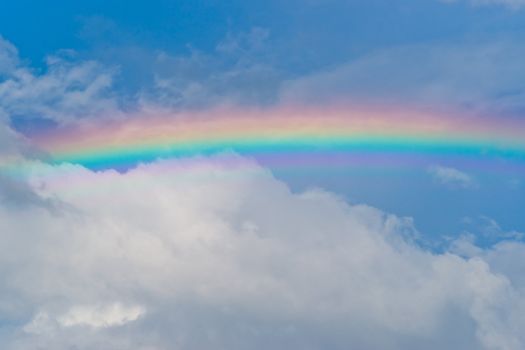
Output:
0,153,524,349
428,165,475,188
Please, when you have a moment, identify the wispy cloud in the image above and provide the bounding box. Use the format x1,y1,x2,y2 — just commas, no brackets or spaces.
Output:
281,41,525,114
0,36,119,125
428,165,476,188
442,0,525,10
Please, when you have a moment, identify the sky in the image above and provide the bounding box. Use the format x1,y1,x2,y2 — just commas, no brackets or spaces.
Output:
0,1,525,349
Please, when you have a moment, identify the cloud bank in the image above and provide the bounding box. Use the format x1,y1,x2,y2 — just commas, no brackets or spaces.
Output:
0,153,523,349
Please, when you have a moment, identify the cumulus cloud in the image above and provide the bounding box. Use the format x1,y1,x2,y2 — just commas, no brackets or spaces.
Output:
0,153,523,349
428,165,475,188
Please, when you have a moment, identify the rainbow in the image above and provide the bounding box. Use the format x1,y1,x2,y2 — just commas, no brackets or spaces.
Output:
21,105,525,173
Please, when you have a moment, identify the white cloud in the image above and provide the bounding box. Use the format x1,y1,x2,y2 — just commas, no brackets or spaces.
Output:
0,37,120,125
56,303,144,329
22,303,144,335
428,165,475,188
0,154,524,349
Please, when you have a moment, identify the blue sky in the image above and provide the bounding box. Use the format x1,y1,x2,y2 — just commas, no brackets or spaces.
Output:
1,1,525,349
3,0,525,81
